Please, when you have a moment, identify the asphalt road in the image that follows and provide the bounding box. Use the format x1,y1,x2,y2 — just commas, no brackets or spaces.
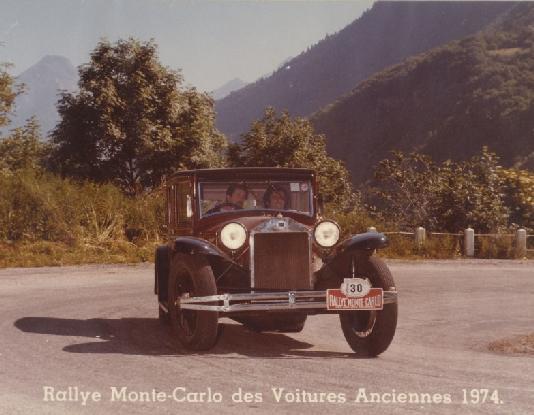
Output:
1,260,533,414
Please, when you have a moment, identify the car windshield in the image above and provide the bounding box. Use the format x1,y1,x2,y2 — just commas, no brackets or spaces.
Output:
198,180,313,217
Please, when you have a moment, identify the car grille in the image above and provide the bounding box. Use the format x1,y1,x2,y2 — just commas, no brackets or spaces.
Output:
252,232,311,290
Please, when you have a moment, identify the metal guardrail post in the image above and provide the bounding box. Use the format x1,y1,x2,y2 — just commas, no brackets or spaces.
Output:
415,226,426,247
516,228,527,258
464,227,475,257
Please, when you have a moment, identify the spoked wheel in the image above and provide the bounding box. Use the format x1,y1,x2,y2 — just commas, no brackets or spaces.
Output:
339,255,397,357
168,253,219,351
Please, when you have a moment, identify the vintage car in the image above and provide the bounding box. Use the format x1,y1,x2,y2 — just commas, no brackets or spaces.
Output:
155,167,397,355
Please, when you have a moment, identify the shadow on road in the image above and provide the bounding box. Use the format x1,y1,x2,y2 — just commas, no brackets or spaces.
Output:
14,317,358,359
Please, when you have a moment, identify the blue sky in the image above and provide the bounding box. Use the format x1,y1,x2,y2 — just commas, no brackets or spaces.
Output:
0,0,374,91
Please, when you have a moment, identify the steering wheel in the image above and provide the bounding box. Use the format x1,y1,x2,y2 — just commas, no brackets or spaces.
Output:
215,202,242,211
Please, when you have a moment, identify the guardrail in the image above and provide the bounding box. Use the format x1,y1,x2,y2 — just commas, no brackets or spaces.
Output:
367,226,531,258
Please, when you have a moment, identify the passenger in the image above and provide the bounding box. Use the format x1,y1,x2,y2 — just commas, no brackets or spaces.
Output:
263,185,289,210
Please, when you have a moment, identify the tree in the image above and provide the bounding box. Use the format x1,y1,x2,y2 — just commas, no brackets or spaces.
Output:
372,147,510,232
499,168,534,230
434,148,509,233
0,62,22,132
50,38,226,195
372,151,441,229
0,117,49,173
229,107,356,210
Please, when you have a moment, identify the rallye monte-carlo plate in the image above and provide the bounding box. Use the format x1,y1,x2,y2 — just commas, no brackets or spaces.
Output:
326,278,384,310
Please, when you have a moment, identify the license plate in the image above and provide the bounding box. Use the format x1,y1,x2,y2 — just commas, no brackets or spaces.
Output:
326,288,384,310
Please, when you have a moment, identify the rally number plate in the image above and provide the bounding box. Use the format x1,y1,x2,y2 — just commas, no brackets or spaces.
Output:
326,288,384,310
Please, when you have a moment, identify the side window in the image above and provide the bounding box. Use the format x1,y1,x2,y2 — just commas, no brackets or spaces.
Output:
176,181,193,225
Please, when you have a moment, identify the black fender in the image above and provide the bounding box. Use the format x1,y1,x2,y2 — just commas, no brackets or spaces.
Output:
337,232,388,254
173,237,232,260
172,237,249,288
173,236,232,262
155,238,231,302
315,232,388,290
155,245,170,301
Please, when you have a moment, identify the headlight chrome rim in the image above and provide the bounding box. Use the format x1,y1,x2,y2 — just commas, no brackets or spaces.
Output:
220,222,247,251
314,220,340,248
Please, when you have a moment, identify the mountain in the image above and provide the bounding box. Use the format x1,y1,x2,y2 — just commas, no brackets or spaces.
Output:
312,3,534,183
9,55,77,137
211,78,247,100
215,1,517,141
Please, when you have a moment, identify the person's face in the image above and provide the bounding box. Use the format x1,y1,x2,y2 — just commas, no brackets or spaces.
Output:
228,188,246,207
269,191,286,210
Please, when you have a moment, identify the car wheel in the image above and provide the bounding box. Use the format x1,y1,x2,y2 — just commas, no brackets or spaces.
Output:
339,255,397,357
168,253,219,351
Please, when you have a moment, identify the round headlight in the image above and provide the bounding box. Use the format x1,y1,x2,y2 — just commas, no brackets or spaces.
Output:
220,222,247,250
314,221,340,248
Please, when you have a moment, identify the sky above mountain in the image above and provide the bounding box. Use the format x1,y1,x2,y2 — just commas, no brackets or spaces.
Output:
0,0,373,91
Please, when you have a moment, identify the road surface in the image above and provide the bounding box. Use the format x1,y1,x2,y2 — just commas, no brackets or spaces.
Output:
1,260,533,414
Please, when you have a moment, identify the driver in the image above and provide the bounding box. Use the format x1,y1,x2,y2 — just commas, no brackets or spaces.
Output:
225,183,247,209
206,183,248,214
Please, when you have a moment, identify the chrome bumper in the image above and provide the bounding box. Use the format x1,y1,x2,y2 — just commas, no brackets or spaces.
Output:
172,290,398,313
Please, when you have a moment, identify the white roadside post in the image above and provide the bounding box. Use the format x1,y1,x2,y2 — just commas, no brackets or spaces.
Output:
367,226,377,233
464,227,475,257
516,228,527,258
415,226,426,248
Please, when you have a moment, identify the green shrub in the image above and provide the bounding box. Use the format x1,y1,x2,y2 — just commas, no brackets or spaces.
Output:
0,169,165,245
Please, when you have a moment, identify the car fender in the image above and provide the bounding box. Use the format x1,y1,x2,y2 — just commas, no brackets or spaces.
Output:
172,237,247,287
336,232,388,254
316,232,388,287
173,237,231,260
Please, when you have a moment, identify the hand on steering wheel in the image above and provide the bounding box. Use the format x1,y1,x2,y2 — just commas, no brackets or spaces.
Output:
216,202,242,211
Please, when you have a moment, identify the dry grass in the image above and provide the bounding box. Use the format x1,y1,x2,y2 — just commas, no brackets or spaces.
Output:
0,240,158,268
381,233,460,259
488,333,534,355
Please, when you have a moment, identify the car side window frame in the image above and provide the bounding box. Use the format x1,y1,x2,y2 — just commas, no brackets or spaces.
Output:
167,178,194,235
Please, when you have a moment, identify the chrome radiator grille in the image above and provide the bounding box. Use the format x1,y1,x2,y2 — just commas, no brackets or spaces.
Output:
251,232,311,290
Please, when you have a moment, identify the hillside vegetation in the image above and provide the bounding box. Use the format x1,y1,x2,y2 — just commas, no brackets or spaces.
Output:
216,1,515,141
312,3,534,182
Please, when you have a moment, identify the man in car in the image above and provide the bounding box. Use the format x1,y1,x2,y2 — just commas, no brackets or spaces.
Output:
206,183,248,214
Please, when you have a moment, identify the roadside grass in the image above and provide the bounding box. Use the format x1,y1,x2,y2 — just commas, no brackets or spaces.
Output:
380,234,461,259
0,240,158,268
488,333,534,355
0,233,529,268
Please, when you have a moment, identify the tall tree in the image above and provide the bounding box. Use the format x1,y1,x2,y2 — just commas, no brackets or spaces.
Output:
229,107,356,210
0,62,21,132
0,117,48,173
50,38,226,195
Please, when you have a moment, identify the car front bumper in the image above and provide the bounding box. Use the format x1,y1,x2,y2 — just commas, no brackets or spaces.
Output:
167,290,398,313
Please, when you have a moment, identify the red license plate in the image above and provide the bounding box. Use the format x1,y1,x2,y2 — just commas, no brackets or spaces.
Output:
326,288,383,310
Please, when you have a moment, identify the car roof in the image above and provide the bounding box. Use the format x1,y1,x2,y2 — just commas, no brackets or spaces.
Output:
169,167,315,180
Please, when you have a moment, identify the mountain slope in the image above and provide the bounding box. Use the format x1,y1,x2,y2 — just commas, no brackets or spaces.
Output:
10,55,77,136
211,78,247,100
312,3,534,182
215,1,516,141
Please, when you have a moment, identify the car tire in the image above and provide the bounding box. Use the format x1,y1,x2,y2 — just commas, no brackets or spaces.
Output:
168,253,219,351
339,255,397,357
